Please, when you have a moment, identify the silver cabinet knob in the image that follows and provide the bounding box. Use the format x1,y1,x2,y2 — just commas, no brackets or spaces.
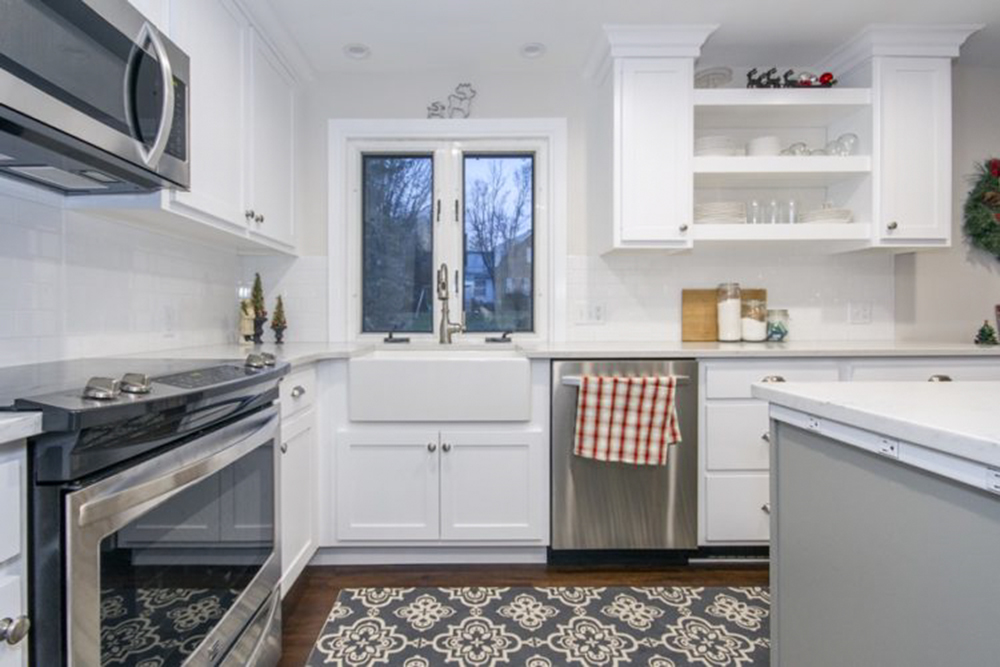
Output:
427,443,437,452
0,615,30,646
442,443,452,453
255,214,265,224
291,385,306,398
887,221,898,231
761,503,771,515
761,432,771,443
245,209,256,221
280,443,288,454
928,374,953,382
679,224,689,232
761,375,786,383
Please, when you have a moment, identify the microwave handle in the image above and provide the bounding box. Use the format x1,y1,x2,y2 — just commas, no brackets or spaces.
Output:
130,22,176,168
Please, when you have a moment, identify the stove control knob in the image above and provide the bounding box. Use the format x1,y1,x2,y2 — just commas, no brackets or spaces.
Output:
83,377,120,400
260,352,276,367
120,373,152,394
245,354,266,370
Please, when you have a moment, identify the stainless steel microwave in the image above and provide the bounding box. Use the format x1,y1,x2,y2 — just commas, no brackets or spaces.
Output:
0,0,190,194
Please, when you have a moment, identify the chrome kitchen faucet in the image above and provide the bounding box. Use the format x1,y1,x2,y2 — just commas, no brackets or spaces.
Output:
437,263,465,344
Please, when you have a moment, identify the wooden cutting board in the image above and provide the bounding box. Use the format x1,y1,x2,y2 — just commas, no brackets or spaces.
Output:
682,288,767,342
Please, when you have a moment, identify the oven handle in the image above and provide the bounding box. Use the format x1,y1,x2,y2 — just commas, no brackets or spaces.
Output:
76,407,279,529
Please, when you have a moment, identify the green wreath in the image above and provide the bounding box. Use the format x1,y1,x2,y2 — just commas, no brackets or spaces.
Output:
964,158,1000,258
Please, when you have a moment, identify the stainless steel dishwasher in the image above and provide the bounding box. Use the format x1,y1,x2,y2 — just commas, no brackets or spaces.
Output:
551,359,698,552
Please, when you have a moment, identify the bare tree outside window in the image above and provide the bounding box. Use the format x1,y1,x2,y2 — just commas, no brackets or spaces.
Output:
463,154,534,332
362,155,434,332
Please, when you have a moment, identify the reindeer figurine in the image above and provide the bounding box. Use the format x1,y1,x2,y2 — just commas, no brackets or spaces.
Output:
447,83,477,118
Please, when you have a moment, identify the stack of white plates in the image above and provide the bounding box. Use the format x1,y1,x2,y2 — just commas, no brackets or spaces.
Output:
695,201,747,224
695,135,741,156
801,207,853,224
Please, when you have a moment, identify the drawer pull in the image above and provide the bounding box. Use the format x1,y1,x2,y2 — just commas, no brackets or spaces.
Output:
761,375,786,383
291,385,306,399
427,443,437,453
927,374,953,382
0,615,29,646
280,443,288,454
442,443,452,453
761,432,771,443
761,503,771,515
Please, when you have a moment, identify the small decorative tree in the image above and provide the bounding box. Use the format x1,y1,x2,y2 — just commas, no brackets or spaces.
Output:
250,273,268,344
974,319,998,346
271,296,287,344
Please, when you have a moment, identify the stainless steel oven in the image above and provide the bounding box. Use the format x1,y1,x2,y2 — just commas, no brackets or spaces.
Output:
12,356,286,666
0,0,190,193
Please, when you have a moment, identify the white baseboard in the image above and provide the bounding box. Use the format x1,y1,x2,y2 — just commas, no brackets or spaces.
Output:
309,546,548,566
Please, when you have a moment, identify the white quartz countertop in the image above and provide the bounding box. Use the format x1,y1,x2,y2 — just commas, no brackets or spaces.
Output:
121,339,1000,365
517,340,1000,359
0,412,43,443
752,381,1000,468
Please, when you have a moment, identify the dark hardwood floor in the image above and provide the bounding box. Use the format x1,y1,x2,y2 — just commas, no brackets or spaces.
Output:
278,562,769,666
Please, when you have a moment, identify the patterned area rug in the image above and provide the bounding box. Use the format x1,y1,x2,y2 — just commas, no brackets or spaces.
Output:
306,586,770,666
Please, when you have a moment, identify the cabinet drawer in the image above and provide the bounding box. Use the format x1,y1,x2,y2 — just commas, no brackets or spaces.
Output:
281,365,316,419
705,402,770,471
705,474,770,542
705,362,840,399
0,461,21,564
849,359,1000,382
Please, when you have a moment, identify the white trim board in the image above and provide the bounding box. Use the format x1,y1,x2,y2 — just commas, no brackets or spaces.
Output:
327,118,569,343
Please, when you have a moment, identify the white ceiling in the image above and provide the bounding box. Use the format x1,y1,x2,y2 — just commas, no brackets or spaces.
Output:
262,0,1000,75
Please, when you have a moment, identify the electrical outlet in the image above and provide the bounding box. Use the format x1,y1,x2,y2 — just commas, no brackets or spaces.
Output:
574,302,607,325
590,303,606,323
848,301,873,325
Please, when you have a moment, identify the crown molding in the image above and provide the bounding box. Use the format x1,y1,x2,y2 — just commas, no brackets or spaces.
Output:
584,24,719,83
818,24,984,75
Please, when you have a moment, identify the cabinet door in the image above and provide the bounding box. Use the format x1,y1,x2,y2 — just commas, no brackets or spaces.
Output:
169,0,247,227
0,577,25,667
336,431,440,541
247,30,295,246
439,430,547,541
704,473,770,543
705,402,771,471
875,57,951,244
615,58,694,248
280,413,317,594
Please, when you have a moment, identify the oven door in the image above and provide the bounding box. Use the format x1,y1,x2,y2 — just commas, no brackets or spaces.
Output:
65,405,280,667
0,0,189,187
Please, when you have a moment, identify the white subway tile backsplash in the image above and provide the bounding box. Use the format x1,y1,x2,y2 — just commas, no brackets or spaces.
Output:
0,187,242,367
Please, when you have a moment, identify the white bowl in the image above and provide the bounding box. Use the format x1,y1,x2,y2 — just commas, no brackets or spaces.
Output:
747,135,781,157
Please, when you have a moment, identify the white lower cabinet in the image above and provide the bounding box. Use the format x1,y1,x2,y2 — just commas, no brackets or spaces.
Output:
279,410,318,595
0,442,28,666
336,428,547,544
440,431,547,541
704,474,770,543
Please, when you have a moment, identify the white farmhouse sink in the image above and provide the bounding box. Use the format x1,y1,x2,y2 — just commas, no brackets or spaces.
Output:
348,345,531,422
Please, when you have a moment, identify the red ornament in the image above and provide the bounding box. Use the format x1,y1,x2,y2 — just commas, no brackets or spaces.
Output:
990,158,1000,177
995,212,1000,223
819,72,835,85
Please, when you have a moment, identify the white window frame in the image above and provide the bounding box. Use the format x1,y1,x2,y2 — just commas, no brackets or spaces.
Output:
328,119,568,343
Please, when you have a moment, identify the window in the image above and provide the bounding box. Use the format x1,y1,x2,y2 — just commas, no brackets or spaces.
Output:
356,142,539,337
463,154,534,332
361,155,434,332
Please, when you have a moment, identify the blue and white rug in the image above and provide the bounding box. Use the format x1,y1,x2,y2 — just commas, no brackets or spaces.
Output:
307,586,770,666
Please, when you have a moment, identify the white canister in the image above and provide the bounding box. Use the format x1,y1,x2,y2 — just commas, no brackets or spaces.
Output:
717,283,742,342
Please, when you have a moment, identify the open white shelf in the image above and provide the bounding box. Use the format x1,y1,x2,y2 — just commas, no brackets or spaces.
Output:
693,155,871,187
694,88,872,128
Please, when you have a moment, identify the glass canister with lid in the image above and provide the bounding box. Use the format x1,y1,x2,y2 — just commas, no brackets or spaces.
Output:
741,298,767,342
717,283,742,342
767,309,791,342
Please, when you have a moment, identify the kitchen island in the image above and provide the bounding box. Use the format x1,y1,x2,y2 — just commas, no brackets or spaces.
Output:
753,381,1000,667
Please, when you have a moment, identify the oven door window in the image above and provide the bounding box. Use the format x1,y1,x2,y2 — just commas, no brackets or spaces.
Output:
98,444,274,667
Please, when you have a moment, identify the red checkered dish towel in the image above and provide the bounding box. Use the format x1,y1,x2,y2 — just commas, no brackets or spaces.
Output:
573,376,682,465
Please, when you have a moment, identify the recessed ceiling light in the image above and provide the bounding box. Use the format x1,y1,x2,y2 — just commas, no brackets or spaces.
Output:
520,42,547,59
343,43,371,60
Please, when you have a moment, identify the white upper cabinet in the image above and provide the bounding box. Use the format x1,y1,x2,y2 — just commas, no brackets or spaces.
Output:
873,57,952,246
246,30,296,247
170,0,248,229
126,0,169,33
615,57,695,248
597,26,716,251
